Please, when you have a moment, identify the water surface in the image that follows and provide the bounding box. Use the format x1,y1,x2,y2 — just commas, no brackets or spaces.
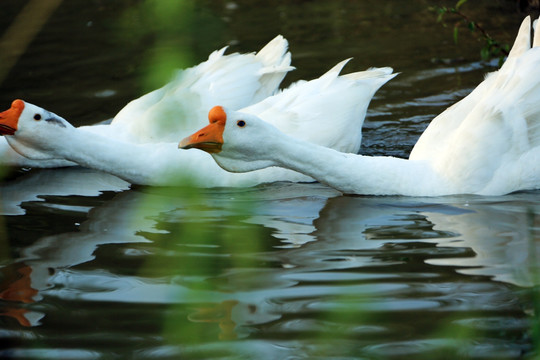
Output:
0,1,539,359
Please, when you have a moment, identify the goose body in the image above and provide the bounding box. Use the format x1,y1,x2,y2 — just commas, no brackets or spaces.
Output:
0,62,395,186
0,36,293,166
105,35,294,144
180,17,540,196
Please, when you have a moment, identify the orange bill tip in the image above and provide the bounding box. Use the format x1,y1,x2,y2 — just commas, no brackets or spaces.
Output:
179,107,228,153
178,122,225,153
0,99,25,135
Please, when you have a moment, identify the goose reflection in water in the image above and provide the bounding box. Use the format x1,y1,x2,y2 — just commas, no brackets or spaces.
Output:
310,194,540,287
0,169,336,331
0,167,538,343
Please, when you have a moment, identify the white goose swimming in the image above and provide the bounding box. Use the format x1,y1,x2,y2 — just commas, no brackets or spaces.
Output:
0,35,293,167
0,62,395,186
180,17,540,196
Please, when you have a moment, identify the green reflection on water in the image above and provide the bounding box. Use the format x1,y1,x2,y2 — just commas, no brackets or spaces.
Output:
133,185,266,344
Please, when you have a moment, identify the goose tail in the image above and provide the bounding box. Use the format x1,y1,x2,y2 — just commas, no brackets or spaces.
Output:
254,35,295,99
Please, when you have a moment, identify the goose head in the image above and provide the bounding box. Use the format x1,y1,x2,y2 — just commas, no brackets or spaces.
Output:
0,99,74,160
179,105,280,172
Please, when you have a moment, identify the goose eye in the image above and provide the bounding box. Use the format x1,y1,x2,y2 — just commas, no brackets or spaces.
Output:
33,114,42,121
237,120,246,128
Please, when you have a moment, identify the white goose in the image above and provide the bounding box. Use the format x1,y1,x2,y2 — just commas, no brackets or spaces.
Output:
0,35,293,167
0,62,395,186
180,17,540,196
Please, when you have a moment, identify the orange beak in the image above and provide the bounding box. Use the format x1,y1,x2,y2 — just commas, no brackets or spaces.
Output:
178,121,224,153
0,99,24,136
178,106,227,154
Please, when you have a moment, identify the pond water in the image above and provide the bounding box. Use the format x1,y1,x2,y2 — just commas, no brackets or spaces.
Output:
1,0,539,359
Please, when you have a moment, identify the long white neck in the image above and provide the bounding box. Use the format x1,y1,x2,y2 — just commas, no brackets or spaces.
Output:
54,128,179,185
257,133,453,196
20,126,313,187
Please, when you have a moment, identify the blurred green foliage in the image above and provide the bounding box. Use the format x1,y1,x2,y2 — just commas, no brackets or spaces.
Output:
433,0,510,65
120,0,224,92
134,185,266,344
120,0,195,92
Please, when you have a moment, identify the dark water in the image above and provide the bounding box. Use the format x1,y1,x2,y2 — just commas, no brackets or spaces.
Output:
1,0,539,359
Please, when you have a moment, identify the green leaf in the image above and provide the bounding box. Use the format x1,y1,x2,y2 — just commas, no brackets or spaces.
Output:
481,46,490,60
437,6,447,14
456,0,469,10
453,26,459,44
468,21,475,32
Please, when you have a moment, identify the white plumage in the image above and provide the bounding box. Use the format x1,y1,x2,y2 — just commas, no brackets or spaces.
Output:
0,35,294,167
0,56,394,186
181,17,540,196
